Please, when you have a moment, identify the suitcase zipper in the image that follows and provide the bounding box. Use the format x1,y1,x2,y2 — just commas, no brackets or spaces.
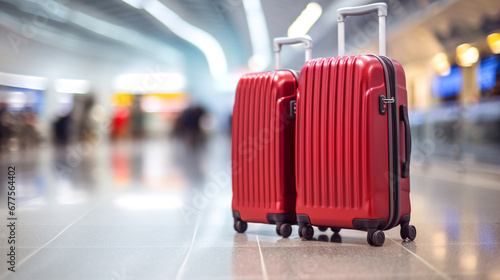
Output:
369,55,401,230
380,56,402,230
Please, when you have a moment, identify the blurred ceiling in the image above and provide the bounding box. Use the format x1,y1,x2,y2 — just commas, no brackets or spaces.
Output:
0,0,499,81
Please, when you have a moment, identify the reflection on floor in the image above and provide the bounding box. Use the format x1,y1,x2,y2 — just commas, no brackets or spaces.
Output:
1,135,500,279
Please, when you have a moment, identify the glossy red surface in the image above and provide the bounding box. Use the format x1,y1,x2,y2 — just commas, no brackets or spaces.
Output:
295,55,411,228
231,70,297,223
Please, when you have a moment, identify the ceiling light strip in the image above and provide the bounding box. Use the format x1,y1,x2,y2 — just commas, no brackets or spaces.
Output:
287,2,323,38
142,0,228,79
242,0,272,71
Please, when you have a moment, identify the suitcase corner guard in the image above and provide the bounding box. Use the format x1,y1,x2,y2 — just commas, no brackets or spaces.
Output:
296,214,311,225
266,213,295,225
232,210,241,219
352,219,386,231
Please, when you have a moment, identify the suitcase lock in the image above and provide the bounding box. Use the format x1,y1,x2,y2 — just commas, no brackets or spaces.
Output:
290,100,297,119
379,95,394,115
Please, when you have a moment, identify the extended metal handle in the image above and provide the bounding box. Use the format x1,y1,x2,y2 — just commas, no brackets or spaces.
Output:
337,2,388,56
273,36,313,69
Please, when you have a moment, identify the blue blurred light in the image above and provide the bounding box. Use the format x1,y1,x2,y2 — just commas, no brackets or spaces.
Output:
432,66,463,98
479,222,496,251
476,56,499,91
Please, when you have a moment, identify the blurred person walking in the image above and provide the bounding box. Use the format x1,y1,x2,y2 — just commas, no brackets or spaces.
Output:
0,102,18,151
130,96,145,139
19,111,42,149
53,109,73,146
75,95,98,143
0,102,11,151
171,105,209,185
172,105,208,152
0,102,8,150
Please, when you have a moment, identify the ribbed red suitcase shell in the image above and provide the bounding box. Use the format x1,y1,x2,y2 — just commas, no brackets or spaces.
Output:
232,70,297,224
295,55,410,229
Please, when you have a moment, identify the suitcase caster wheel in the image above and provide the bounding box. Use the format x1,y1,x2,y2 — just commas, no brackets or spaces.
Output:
298,226,304,238
318,227,328,232
330,227,341,233
400,224,417,241
234,220,247,233
301,225,314,240
276,225,282,236
367,230,385,247
280,223,292,238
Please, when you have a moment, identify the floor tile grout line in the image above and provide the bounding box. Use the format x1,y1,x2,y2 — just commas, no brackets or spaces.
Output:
175,214,202,280
256,235,269,280
388,238,451,280
0,198,107,280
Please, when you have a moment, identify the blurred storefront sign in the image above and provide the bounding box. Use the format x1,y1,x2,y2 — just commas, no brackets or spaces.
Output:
432,66,463,98
1,86,44,114
476,56,499,91
111,92,189,116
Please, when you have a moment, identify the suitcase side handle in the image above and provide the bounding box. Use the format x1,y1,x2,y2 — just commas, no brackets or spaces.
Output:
400,105,411,178
273,36,313,69
337,2,387,56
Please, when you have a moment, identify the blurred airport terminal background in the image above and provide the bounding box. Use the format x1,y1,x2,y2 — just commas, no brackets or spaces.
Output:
0,0,500,279
0,0,499,165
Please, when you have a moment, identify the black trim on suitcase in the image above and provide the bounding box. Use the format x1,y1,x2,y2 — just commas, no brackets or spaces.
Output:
352,219,386,230
296,214,315,239
296,214,311,225
233,211,295,225
232,210,242,219
399,214,410,225
266,213,295,224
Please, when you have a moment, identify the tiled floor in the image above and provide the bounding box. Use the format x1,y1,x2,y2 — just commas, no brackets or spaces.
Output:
1,136,500,279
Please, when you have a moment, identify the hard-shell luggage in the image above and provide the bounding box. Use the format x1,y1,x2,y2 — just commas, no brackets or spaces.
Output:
232,36,313,238
294,3,416,246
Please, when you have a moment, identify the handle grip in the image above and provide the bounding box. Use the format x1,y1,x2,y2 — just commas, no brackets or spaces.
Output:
337,2,387,56
273,36,313,69
400,105,411,178
337,3,388,21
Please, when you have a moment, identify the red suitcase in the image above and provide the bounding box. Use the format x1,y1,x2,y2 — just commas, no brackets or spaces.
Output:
295,3,416,246
232,36,312,238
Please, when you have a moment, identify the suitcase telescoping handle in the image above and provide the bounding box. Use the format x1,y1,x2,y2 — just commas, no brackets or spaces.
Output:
337,2,388,56
273,36,313,69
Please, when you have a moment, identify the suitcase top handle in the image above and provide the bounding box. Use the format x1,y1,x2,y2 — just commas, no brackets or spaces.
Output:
273,36,313,70
337,2,388,56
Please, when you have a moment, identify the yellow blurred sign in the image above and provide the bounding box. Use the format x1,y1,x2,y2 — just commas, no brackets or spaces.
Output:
111,92,190,114
112,92,134,107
